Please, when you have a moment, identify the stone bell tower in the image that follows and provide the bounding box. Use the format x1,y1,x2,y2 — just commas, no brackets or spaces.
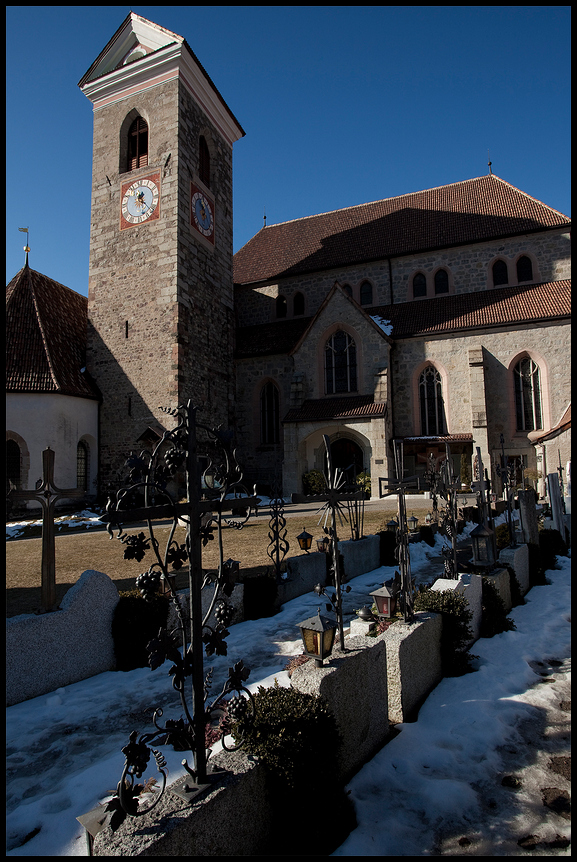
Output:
79,12,244,487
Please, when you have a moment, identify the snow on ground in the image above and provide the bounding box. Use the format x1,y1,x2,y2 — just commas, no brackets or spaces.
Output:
6,516,570,856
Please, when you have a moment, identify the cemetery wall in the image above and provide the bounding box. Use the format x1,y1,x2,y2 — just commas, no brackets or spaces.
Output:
6,570,119,707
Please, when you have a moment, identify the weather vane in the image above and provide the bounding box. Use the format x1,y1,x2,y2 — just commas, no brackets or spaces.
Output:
18,227,30,263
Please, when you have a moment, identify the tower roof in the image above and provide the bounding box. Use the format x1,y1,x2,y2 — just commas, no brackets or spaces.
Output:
6,264,100,399
234,175,570,285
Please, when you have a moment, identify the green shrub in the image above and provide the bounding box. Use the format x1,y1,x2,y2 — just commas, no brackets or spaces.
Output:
480,577,516,638
414,588,475,676
538,528,568,572
111,590,170,671
302,469,327,496
232,680,340,789
356,470,371,495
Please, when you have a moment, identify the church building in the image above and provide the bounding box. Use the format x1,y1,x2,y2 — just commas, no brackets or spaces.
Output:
6,13,571,507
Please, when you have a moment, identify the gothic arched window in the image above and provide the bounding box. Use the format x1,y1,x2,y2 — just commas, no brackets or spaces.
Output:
127,116,148,171
413,272,427,298
77,441,89,492
6,439,21,492
260,382,280,444
492,259,509,286
360,281,373,306
514,357,542,431
325,330,357,394
516,255,533,283
199,136,210,188
419,366,445,435
434,269,449,295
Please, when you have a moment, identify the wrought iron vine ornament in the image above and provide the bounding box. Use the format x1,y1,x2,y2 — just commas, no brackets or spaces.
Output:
100,401,259,829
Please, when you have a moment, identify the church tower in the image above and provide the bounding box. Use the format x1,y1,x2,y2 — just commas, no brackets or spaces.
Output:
79,13,244,486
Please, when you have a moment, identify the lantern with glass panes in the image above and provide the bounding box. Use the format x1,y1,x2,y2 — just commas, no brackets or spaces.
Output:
297,527,313,553
470,522,496,572
296,609,338,666
369,583,396,619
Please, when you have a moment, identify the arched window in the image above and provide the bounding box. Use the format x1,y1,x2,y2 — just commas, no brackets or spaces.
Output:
434,269,449,295
77,441,89,492
199,136,210,188
276,295,287,318
492,259,508,286
293,292,305,316
325,330,357,394
6,439,21,492
514,357,542,431
413,273,427,298
127,116,148,171
360,281,373,306
260,382,280,444
516,256,533,283
419,366,445,435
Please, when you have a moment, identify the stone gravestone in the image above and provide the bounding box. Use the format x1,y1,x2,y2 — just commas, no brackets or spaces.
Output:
547,472,565,535
517,489,539,545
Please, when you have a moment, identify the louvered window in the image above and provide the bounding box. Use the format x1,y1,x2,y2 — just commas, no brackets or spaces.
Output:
128,117,148,171
325,330,357,394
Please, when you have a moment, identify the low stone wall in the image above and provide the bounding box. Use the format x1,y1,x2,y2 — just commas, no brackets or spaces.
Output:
383,612,443,723
6,570,119,707
431,572,483,644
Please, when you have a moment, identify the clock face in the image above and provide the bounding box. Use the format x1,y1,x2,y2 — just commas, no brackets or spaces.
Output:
120,174,160,229
190,183,215,243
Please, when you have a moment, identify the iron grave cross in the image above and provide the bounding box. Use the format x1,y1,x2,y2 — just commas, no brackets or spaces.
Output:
379,440,419,622
291,434,365,650
8,447,85,612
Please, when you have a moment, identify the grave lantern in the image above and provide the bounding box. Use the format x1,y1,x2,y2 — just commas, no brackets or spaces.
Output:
470,522,496,571
369,584,395,619
425,512,432,525
296,609,338,666
316,535,331,553
297,527,313,553
386,518,398,533
407,513,419,533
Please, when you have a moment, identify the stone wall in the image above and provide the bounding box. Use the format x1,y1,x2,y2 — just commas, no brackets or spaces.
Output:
6,571,119,707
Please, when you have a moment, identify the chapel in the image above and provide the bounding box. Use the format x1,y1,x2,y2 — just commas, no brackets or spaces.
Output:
5,13,571,507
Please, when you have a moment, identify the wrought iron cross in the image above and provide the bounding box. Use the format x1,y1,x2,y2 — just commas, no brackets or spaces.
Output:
379,440,418,622
7,447,85,612
497,434,517,548
291,435,365,650
438,443,461,578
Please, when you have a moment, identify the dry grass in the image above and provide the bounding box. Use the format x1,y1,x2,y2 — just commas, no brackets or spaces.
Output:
6,505,434,617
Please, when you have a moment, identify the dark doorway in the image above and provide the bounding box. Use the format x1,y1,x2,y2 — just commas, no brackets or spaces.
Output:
327,438,364,484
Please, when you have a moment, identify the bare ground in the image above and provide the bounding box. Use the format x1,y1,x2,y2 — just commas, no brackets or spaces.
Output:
6,506,433,617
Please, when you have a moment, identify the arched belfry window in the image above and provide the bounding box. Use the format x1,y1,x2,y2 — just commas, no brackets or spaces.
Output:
360,281,373,306
413,273,427,298
514,356,542,431
77,441,89,492
492,259,509,286
419,365,445,435
127,116,148,171
293,292,305,316
434,269,449,295
325,330,357,394
516,256,533,283
260,382,280,444
199,136,210,188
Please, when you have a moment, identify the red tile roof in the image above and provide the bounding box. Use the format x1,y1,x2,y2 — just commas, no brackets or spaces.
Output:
6,264,100,399
234,175,570,285
236,280,570,358
284,395,386,423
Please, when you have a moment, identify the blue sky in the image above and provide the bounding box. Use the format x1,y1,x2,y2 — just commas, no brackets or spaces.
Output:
6,6,571,295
